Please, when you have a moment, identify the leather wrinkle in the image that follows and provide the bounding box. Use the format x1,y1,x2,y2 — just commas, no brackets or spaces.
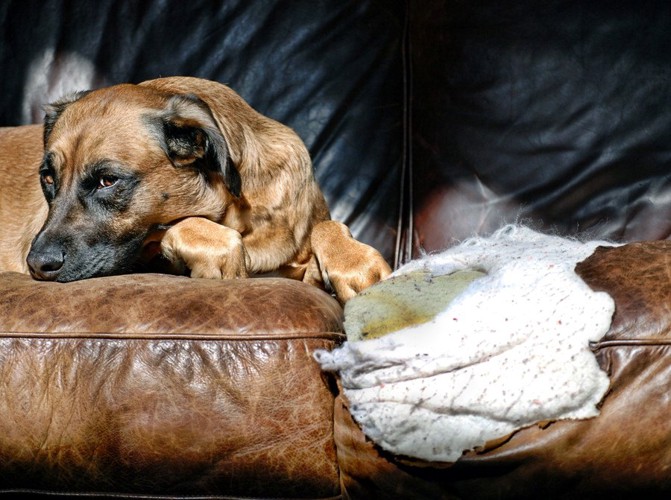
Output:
394,0,414,269
0,273,344,337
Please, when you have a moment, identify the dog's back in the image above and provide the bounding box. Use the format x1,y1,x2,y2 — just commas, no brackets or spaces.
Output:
0,124,47,273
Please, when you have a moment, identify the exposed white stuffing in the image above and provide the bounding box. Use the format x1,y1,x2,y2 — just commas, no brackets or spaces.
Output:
315,225,616,462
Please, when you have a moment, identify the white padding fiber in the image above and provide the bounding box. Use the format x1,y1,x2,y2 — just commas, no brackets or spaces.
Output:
315,225,615,462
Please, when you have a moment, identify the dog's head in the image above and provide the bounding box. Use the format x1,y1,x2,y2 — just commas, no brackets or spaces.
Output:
27,83,242,281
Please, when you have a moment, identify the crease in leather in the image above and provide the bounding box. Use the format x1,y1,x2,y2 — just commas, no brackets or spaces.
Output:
0,331,347,342
0,273,344,337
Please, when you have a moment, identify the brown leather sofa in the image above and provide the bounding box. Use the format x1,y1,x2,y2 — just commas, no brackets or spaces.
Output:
2,1,671,498
4,242,671,499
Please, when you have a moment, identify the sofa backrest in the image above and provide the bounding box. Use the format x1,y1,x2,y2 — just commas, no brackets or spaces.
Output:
409,0,671,259
3,0,671,269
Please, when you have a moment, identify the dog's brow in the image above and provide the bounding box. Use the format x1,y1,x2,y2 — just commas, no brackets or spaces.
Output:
86,159,115,172
41,152,55,170
80,160,122,182
40,153,60,179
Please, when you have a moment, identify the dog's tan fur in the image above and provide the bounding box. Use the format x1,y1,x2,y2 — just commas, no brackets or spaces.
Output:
0,125,48,273
0,77,390,302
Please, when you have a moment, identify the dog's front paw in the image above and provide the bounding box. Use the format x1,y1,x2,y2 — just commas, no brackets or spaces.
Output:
161,217,249,279
329,248,391,303
311,220,391,303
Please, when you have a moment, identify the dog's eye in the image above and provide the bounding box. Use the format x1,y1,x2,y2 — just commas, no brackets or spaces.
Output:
41,173,54,185
97,175,118,189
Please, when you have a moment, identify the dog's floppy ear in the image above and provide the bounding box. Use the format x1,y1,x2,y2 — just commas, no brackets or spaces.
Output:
156,94,241,198
42,90,91,146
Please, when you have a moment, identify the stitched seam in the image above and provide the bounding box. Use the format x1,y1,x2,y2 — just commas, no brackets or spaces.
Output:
0,331,346,342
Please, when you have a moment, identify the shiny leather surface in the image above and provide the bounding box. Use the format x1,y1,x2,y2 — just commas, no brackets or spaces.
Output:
410,0,671,257
0,273,344,497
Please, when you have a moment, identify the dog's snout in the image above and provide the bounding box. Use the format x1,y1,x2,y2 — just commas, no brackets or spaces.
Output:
27,244,65,281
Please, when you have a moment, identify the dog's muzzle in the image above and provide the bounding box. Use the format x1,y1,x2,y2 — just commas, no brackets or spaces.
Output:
26,242,65,281
27,227,146,282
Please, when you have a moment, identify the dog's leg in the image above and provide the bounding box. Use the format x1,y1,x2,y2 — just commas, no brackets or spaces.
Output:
309,220,391,303
161,217,249,279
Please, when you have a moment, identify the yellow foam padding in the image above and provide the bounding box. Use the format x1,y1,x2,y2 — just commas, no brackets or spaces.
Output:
344,269,487,341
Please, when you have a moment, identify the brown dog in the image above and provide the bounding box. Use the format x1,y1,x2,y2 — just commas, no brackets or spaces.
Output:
0,77,390,302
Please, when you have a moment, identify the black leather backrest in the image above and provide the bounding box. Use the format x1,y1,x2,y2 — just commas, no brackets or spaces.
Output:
12,1,667,265
411,0,671,255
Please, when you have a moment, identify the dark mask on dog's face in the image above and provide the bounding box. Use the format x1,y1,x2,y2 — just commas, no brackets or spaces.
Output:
26,84,240,282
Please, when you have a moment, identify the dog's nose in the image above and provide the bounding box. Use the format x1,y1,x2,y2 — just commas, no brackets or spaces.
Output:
27,247,65,281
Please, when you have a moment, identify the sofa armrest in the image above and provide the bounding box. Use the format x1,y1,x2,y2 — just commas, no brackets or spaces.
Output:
0,273,344,498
